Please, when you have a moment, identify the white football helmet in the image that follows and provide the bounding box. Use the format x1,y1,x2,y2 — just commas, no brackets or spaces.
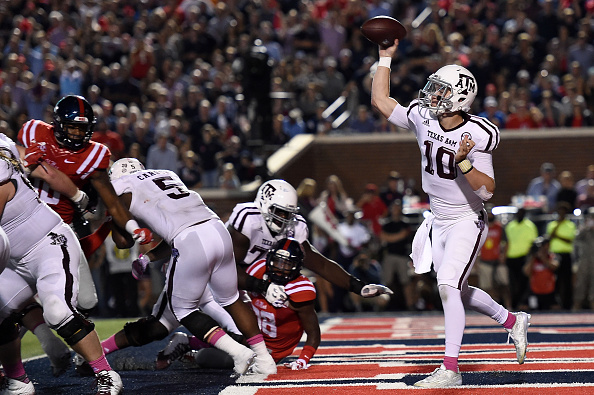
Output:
109,157,145,181
255,179,299,234
418,64,477,116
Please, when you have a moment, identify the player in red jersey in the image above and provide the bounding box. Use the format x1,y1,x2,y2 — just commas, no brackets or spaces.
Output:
15,95,153,376
157,237,321,371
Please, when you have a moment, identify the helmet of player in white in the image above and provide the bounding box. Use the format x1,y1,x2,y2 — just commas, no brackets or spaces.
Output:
418,64,477,116
255,179,299,234
108,157,145,181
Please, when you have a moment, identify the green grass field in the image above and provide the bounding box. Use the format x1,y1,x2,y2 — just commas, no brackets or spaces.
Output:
21,318,132,360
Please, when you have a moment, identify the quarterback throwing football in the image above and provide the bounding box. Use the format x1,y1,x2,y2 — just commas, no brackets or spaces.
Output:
371,39,530,387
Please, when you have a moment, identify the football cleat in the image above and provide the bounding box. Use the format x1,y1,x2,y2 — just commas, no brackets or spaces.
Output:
232,347,257,375
0,376,36,395
156,332,191,370
248,353,277,375
506,311,531,364
95,370,123,395
73,353,95,377
413,364,462,388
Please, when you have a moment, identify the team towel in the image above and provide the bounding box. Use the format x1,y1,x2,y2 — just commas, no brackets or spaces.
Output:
410,212,434,274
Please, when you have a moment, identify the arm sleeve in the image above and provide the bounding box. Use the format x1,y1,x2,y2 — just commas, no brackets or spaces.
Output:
387,103,412,130
469,150,494,179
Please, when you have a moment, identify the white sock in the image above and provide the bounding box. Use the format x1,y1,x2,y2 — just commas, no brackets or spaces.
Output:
249,339,269,359
461,285,508,325
212,333,247,358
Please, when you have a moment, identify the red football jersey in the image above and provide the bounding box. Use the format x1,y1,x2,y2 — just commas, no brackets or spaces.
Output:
246,259,316,362
18,119,111,224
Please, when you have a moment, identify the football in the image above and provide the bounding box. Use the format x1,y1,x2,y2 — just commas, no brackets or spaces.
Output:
360,16,407,48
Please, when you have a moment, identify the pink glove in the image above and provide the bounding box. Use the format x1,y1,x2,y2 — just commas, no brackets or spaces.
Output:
131,254,150,280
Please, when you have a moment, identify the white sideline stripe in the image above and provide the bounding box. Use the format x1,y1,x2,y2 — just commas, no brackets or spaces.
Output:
221,381,594,392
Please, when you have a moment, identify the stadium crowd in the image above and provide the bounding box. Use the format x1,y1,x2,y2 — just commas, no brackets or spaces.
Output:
0,0,593,318
0,0,593,191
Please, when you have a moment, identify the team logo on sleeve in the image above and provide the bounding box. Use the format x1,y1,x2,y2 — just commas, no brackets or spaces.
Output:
461,132,472,141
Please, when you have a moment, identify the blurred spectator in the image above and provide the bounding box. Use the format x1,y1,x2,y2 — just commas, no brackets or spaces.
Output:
318,10,347,60
556,170,578,210
92,117,125,160
505,100,541,129
348,105,376,133
236,151,260,184
478,96,506,128
282,108,306,138
476,208,511,309
573,208,594,310
194,124,223,188
179,150,202,189
576,164,594,196
318,56,345,105
523,236,559,310
335,206,371,312
504,208,539,310
319,174,351,221
568,31,594,78
546,202,577,310
577,180,594,213
538,90,565,127
218,162,241,190
270,114,290,145
104,234,140,318
355,183,387,239
59,59,84,96
564,96,594,126
379,199,412,310
526,162,561,212
379,171,404,208
336,206,371,269
146,130,180,174
348,250,389,312
296,178,318,227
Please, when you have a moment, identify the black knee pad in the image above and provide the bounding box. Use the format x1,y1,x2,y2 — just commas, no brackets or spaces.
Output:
179,310,220,342
11,302,43,325
124,316,168,347
0,317,19,346
56,314,95,346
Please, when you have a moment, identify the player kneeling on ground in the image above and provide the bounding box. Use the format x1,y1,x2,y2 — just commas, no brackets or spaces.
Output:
158,237,320,371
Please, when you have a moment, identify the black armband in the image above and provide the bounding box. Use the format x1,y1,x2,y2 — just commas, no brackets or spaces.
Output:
349,275,367,295
245,275,270,294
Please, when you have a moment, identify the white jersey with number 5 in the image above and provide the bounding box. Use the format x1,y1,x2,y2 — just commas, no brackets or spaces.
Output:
111,169,217,244
388,99,500,220
225,202,309,267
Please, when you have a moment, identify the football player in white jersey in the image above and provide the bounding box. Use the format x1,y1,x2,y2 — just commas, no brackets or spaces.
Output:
0,134,123,394
99,158,276,375
371,40,530,388
226,179,393,307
